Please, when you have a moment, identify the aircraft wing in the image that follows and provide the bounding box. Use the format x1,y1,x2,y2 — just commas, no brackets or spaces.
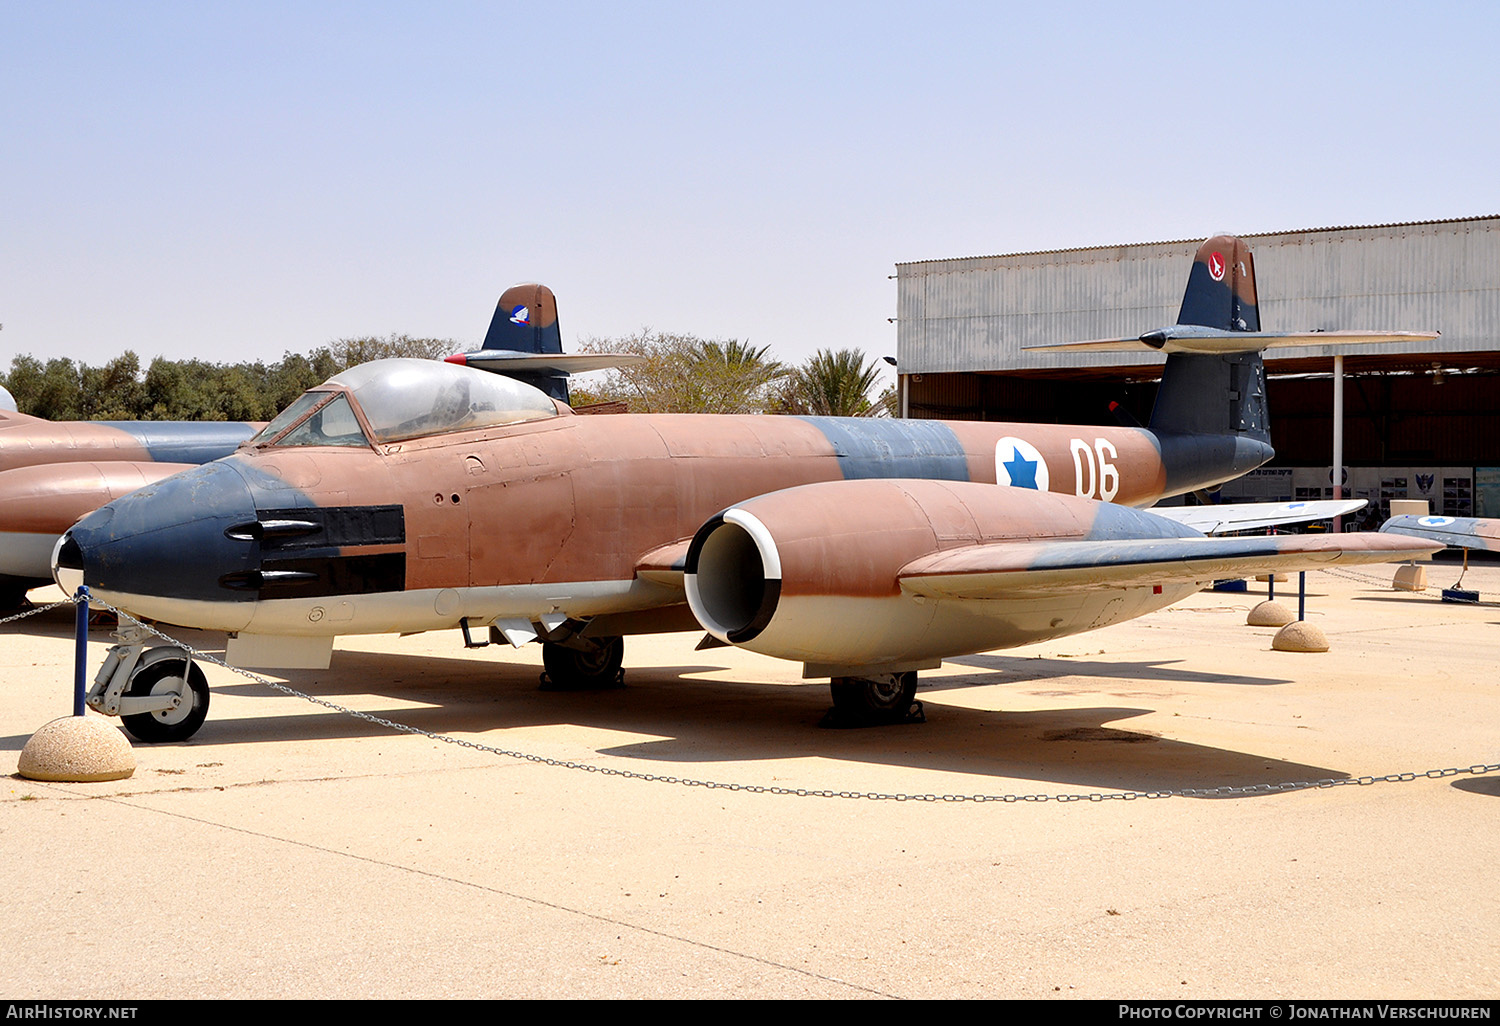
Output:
898,532,1438,600
1148,499,1366,535
1380,514,1500,553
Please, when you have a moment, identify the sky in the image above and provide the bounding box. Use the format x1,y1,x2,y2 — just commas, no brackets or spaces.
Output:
3,1,1497,381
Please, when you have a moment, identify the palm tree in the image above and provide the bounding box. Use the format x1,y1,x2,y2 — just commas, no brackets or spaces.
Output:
684,339,786,414
781,348,885,417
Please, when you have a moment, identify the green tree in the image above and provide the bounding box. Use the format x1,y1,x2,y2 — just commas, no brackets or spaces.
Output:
778,348,886,417
2,356,84,420
577,331,786,413
78,352,145,419
311,334,460,370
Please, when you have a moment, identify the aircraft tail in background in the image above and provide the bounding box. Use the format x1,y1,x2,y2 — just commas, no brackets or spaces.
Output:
447,282,643,405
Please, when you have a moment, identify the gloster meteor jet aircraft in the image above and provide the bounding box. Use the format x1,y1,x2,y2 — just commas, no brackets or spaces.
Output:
55,239,1439,741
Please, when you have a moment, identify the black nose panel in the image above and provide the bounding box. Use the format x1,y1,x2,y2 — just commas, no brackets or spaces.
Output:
66,461,260,603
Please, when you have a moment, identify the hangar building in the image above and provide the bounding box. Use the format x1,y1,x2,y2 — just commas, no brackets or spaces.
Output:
893,216,1500,523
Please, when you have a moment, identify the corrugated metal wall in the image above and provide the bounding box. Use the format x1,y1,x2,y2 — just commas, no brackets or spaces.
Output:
896,217,1500,375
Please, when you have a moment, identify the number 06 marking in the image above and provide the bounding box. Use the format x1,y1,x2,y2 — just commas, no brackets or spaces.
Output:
1069,438,1119,501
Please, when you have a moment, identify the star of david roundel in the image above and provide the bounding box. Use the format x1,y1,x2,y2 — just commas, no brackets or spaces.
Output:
995,437,1050,491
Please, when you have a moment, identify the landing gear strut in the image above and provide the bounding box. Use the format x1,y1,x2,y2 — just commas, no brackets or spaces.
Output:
540,635,625,690
827,671,922,726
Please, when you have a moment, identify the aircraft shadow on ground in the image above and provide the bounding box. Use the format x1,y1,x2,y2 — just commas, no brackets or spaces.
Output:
939,653,1292,689
1352,594,1500,616
13,645,1348,798
1452,777,1500,798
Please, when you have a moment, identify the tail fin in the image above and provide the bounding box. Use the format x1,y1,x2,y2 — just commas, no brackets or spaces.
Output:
1150,236,1269,443
476,283,571,402
450,283,646,406
1177,234,1260,332
1022,232,1437,495
481,283,563,356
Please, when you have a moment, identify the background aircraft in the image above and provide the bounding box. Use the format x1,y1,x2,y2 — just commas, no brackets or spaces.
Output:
55,238,1439,741
1381,514,1500,554
0,412,257,606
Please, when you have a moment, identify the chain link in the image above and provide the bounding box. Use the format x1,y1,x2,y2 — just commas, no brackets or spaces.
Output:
15,593,1491,804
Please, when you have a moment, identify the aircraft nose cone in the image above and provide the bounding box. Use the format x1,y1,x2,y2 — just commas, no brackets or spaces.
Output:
51,531,84,596
53,461,261,613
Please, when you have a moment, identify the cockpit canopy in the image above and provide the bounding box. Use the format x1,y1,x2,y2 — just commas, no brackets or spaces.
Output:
252,358,559,448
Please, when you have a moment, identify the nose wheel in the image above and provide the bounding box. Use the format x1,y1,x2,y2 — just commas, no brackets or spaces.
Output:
120,658,211,742
91,633,212,743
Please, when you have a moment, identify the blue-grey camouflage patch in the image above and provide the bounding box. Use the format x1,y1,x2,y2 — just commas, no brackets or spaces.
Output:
796,418,969,482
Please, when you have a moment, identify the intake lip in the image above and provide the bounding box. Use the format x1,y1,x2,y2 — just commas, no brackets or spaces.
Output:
684,508,783,644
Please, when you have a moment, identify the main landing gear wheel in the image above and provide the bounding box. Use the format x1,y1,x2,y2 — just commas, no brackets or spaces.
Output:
827,671,922,726
120,657,211,743
540,636,625,690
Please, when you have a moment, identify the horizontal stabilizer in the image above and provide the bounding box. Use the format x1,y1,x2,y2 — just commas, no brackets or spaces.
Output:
899,532,1438,600
445,350,646,375
1380,514,1500,553
1027,327,1439,356
1150,499,1366,536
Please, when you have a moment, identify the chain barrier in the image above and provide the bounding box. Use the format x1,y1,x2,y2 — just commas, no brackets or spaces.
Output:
9,592,1498,804
1318,565,1413,587
0,600,72,628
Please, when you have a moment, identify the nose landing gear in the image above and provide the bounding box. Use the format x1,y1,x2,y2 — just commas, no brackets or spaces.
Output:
90,625,211,743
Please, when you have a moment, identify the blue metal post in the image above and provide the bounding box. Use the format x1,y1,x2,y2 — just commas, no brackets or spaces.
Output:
74,586,89,717
1297,571,1306,622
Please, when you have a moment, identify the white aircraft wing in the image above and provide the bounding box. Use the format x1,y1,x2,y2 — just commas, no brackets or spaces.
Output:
1149,499,1366,536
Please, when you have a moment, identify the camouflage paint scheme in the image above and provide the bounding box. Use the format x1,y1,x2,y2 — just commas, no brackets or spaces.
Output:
0,410,257,593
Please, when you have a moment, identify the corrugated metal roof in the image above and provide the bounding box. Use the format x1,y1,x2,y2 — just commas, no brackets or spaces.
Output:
895,214,1500,270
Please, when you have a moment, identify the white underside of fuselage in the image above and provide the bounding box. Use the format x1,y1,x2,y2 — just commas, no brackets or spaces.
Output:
77,576,685,637
76,573,1203,678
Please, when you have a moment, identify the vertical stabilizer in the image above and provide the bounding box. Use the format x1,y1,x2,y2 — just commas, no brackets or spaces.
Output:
481,283,563,355
1150,235,1271,445
1148,235,1274,488
478,283,570,402
1176,235,1260,332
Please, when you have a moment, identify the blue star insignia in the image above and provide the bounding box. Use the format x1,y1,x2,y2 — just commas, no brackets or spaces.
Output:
1003,447,1039,489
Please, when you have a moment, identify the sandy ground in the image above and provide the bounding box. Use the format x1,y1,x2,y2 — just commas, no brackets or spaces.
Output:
2,562,1498,1000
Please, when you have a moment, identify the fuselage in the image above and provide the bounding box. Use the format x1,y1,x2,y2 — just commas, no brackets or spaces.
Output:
56,398,1271,640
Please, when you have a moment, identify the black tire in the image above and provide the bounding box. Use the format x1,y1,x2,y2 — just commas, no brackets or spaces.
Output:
541,636,624,689
120,657,210,743
830,671,917,723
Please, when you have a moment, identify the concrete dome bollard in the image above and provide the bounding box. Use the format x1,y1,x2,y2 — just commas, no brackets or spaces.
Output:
1271,620,1329,653
1247,600,1296,627
1392,565,1427,592
18,715,136,782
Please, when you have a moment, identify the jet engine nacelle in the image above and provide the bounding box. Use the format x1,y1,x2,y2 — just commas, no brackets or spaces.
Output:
683,478,1166,674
